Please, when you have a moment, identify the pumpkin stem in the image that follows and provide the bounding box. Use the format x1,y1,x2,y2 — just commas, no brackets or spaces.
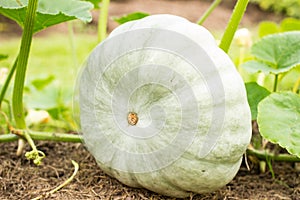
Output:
127,112,139,126
98,0,110,42
219,0,249,53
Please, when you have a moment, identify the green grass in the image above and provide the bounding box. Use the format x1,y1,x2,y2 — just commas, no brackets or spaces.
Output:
0,32,98,130
0,33,98,90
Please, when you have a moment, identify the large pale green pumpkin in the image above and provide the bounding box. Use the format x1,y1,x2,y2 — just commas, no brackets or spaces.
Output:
77,14,251,197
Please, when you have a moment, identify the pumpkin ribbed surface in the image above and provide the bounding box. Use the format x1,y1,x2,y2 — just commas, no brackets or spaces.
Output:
77,14,251,197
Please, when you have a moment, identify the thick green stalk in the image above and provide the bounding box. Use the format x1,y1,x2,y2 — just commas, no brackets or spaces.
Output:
12,0,38,128
0,56,18,108
98,0,110,42
197,0,222,25
273,74,278,92
219,0,249,53
0,132,82,143
12,0,40,159
247,148,300,162
29,131,82,142
0,134,18,142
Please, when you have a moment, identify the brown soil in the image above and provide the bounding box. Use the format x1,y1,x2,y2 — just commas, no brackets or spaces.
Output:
1,141,300,200
1,0,298,200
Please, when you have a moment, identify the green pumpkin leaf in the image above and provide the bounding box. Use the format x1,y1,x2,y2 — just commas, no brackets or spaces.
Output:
257,92,300,157
245,82,270,120
31,75,55,91
242,60,294,74
242,32,300,74
0,0,93,33
47,106,69,120
258,21,280,38
25,85,60,110
280,18,300,32
113,12,150,24
0,54,8,61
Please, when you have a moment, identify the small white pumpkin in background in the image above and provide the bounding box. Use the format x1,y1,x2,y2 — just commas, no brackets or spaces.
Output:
234,28,252,48
76,14,251,197
25,109,51,125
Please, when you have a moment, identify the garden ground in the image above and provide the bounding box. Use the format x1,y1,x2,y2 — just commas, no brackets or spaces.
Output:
0,0,299,199
1,141,300,199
